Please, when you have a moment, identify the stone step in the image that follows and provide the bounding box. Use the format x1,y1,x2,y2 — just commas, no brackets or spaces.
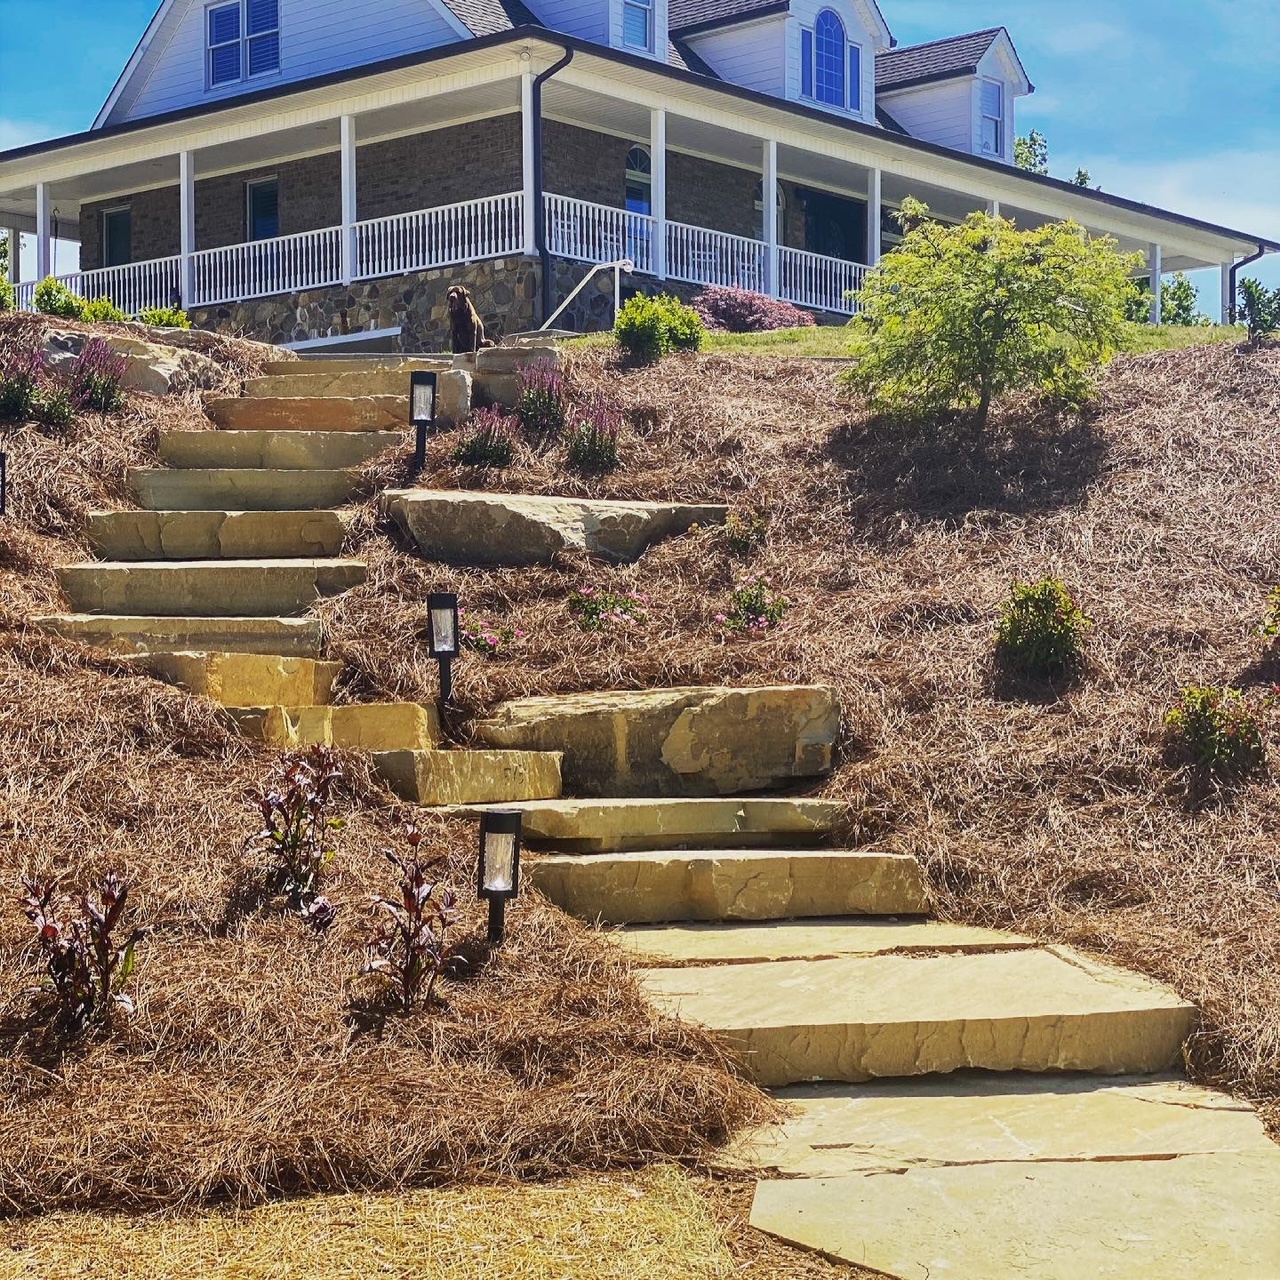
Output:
245,371,429,399
382,490,727,567
159,429,405,470
87,510,349,560
457,798,845,853
476,686,838,797
32,613,324,656
123,651,342,708
59,559,366,617
206,396,408,432
128,468,358,512
260,357,451,377
636,943,1196,1087
375,748,564,807
531,850,927,924
230,702,442,751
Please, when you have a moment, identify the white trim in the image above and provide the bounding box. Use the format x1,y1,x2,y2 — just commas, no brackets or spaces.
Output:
1149,242,1162,324
340,115,356,285
866,164,880,265
520,71,536,254
762,137,777,293
35,182,51,279
1220,260,1234,326
283,325,402,350
179,149,195,302
650,107,667,279
93,0,180,129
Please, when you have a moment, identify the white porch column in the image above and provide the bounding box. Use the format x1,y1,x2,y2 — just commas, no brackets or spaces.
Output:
340,116,357,286
866,166,881,266
5,230,19,285
650,107,667,280
35,183,51,280
179,150,196,308
1220,261,1235,325
520,71,536,255
762,137,778,296
988,198,1001,218
1148,243,1163,324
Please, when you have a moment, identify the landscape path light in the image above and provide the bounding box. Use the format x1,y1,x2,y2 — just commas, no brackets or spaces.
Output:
410,370,438,473
426,590,460,712
478,809,522,946
0,452,7,517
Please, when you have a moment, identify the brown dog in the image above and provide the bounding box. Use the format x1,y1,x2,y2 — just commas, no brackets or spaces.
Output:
447,284,496,354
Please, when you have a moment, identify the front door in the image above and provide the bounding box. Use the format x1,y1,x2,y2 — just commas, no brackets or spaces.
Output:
103,207,132,268
802,190,867,263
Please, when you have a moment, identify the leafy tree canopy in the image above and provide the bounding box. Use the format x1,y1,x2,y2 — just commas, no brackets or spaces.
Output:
843,199,1143,426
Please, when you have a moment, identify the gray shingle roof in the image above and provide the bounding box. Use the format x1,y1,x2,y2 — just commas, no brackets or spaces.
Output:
669,0,787,36
876,28,1004,91
440,0,542,36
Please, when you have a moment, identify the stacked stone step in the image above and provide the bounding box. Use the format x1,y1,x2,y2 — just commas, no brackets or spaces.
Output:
453,686,1280,1276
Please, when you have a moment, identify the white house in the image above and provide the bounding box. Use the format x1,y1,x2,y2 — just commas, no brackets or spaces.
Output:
0,0,1272,344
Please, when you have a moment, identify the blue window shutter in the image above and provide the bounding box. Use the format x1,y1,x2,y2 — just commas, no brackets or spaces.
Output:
249,32,280,74
981,79,1003,118
208,4,241,46
247,0,279,34
801,29,813,97
848,44,861,110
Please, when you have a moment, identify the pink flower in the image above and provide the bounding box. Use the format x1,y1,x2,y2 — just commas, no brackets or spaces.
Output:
714,613,727,624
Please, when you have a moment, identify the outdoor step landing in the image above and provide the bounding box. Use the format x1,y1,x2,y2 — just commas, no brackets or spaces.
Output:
456,797,845,853
244,371,435,399
87,510,349,560
122,651,342,708
530,850,927,924
375,748,564,808
128,468,359,512
636,942,1196,1087
259,357,452,377
159,429,405,471
31,613,325,657
59,559,366,617
230,702,442,751
206,396,409,432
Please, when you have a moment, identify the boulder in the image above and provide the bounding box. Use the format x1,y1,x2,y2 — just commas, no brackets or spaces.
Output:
43,330,225,395
436,369,472,426
382,489,726,566
476,686,839,796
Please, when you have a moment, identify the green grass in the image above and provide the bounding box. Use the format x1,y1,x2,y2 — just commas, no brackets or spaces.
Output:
1118,323,1243,354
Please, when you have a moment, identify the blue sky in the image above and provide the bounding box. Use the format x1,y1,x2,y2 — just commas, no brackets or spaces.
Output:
2,0,1278,295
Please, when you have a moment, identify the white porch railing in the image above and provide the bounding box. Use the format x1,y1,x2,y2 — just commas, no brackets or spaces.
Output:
666,220,767,294
778,246,867,316
545,194,655,275
191,227,343,306
14,257,182,316
357,192,524,280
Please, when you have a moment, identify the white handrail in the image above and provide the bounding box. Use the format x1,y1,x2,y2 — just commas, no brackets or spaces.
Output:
190,227,343,306
545,194,655,275
15,257,182,316
666,221,767,293
777,245,868,315
542,257,635,331
356,191,524,280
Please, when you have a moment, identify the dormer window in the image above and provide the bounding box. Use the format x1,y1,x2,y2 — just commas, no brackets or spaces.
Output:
801,11,862,113
208,0,280,88
981,80,1004,156
623,0,654,51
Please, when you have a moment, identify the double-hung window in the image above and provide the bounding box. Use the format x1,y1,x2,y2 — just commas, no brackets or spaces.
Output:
623,0,653,51
981,79,1004,156
801,10,862,113
208,0,280,88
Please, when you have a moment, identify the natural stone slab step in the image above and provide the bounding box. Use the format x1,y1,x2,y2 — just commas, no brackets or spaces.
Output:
729,1075,1276,1178
122,651,342,708
750,1151,1280,1280
231,702,442,751
531,850,927,924
159,429,405,470
383,489,727,566
32,613,324,656
260,357,452,377
59,559,366,617
206,396,408,431
87,510,348,560
128,468,358,512
636,946,1196,1086
618,920,1028,965
246,371,432,399
375,748,564,807
457,798,845,853
476,686,838,797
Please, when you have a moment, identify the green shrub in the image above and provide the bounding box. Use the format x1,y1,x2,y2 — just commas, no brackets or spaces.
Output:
139,305,192,329
569,585,648,632
33,386,75,432
453,407,517,467
0,338,46,422
0,277,14,311
565,395,621,473
33,276,87,321
718,575,789,634
1260,587,1280,642
1160,273,1209,327
994,578,1090,679
1165,687,1269,779
843,199,1142,426
515,359,566,438
1238,278,1280,344
66,339,128,414
724,506,769,556
82,295,128,324
614,293,705,363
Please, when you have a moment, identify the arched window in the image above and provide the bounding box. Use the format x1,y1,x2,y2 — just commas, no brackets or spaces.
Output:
625,144,652,216
814,10,846,109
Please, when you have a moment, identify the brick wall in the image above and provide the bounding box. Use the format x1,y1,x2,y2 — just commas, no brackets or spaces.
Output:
668,152,758,238
543,120,631,207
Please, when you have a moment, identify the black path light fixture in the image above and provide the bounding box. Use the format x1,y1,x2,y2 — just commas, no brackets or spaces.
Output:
478,809,522,946
0,451,7,517
410,370,438,473
426,590,460,712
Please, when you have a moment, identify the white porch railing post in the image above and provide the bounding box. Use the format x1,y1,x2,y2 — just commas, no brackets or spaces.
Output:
651,108,667,280
340,115,357,285
762,138,778,296
1149,243,1163,324
867,166,881,267
35,183,51,280
1220,260,1235,325
521,71,536,255
5,229,19,286
179,150,196,308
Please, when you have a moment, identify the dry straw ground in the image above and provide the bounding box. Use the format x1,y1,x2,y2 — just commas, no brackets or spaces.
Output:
1,312,1278,1238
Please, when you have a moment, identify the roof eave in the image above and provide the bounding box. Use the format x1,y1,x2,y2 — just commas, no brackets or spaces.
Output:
672,2,790,38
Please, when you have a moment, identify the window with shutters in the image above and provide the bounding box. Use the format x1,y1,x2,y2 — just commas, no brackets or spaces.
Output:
623,0,653,51
207,0,280,89
981,79,1004,156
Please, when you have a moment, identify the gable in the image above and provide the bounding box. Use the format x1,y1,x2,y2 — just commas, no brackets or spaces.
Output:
98,0,470,128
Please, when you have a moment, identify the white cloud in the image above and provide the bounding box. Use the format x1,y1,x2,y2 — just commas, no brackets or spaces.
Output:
0,118,62,152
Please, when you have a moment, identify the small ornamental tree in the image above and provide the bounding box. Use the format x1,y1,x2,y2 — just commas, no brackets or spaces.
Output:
994,578,1090,679
1160,272,1209,327
843,199,1143,427
1238,278,1280,344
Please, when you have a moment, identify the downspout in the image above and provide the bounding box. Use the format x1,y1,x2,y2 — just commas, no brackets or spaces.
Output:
1229,244,1267,324
532,46,575,324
